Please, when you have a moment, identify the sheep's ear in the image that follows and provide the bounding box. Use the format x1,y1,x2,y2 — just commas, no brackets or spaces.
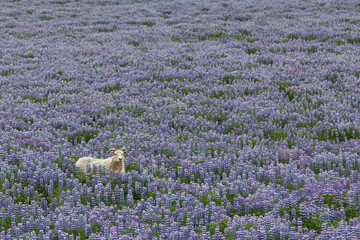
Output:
108,148,116,155
121,147,127,154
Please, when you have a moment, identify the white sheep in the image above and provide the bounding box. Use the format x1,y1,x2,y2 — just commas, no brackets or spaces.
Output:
76,147,126,174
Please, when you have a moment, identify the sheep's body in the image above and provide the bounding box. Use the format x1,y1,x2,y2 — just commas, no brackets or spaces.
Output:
76,157,124,173
76,148,126,174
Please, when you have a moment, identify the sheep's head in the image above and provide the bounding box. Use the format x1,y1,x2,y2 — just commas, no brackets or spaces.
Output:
108,147,126,162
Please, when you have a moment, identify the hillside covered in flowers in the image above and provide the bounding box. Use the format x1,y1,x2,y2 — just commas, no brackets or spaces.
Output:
1,0,360,239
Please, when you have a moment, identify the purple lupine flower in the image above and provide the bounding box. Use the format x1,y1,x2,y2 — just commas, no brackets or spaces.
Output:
0,0,359,239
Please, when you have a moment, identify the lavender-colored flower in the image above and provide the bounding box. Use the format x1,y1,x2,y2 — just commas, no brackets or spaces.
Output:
0,0,359,238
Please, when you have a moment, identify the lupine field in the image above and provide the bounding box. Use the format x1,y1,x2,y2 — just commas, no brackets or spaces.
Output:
1,0,360,239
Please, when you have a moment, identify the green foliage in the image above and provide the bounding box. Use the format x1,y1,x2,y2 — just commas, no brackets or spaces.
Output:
64,229,86,240
200,193,209,206
287,33,299,40
1,69,15,76
285,89,295,101
325,73,338,84
273,232,281,240
103,83,122,93
269,46,287,53
225,232,236,240
327,218,340,227
214,111,227,125
291,182,304,194
354,70,360,78
18,115,34,126
314,127,360,142
0,217,12,232
344,204,360,221
219,219,228,234
228,208,237,218
302,215,322,234
15,190,32,204
179,173,201,184
296,120,316,129
209,90,225,99
38,15,53,20
250,7,261,13
277,80,290,92
223,122,242,134
120,62,131,67
123,105,146,118
264,129,287,141
258,57,274,65
306,46,317,53
152,230,160,238
303,34,317,41
53,1,68,4
121,229,135,235
97,26,116,32
245,48,259,55
170,201,177,212
62,77,75,82
244,222,257,230
347,37,360,44
128,41,139,46
212,166,219,175
67,130,99,145
22,95,48,103
199,32,225,41
343,127,360,140
279,206,299,219
126,21,156,27
172,36,181,42
239,29,251,36
249,206,265,216
287,140,297,148
126,162,139,172
181,87,199,96
206,218,228,236
323,194,335,206
153,147,173,158
221,75,241,84
212,198,223,206
226,192,236,205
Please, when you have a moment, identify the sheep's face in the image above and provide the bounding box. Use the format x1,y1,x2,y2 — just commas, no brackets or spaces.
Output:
110,148,126,162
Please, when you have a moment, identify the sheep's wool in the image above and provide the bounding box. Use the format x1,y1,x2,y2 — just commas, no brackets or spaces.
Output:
76,156,125,174
108,160,123,173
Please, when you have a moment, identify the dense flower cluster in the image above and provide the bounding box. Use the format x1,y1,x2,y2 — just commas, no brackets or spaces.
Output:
1,0,360,239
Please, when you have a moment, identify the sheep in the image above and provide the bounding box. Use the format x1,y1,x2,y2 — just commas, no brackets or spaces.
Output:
76,147,126,174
